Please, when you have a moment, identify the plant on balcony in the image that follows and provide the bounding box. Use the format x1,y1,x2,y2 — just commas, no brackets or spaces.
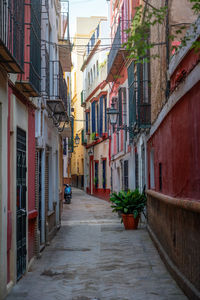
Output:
91,132,96,140
110,189,146,230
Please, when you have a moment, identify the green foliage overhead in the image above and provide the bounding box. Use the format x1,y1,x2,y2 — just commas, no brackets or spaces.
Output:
110,189,146,219
123,0,200,63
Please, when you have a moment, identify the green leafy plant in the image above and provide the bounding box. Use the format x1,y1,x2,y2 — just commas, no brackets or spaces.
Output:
110,189,146,219
91,132,96,140
123,1,200,63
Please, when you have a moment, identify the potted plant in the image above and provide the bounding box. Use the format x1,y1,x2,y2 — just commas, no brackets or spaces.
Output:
110,189,146,230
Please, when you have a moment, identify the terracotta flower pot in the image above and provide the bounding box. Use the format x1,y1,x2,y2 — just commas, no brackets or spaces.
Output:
122,214,140,230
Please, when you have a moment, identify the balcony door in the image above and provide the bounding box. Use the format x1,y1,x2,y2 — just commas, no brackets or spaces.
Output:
16,128,27,280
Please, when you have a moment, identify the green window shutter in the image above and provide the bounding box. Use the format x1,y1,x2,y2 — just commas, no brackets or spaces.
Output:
128,61,136,140
118,89,122,126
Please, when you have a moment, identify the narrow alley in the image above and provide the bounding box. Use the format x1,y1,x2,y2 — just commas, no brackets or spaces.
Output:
6,189,186,300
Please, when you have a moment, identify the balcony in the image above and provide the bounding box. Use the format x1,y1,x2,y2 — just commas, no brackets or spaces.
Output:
0,0,24,73
46,61,68,124
81,90,86,107
15,0,41,97
107,21,128,82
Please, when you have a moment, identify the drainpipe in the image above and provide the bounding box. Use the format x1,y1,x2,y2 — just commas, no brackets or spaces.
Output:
165,0,170,99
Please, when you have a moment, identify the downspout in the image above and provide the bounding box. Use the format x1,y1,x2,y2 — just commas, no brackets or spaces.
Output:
165,0,170,99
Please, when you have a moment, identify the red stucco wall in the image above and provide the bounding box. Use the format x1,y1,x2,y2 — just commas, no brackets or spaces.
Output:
148,81,200,200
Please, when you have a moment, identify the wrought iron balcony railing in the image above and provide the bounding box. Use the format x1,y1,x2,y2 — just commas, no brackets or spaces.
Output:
0,0,24,73
16,0,41,97
107,20,129,82
46,60,68,125
41,45,50,98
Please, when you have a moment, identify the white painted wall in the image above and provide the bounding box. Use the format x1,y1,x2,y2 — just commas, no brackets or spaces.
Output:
0,73,8,299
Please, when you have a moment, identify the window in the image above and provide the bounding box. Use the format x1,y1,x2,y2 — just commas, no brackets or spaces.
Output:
143,60,149,103
118,88,122,126
91,32,95,48
94,162,98,188
135,151,139,189
86,112,90,133
150,149,155,189
88,73,90,86
93,65,96,78
117,131,120,153
96,24,99,38
124,160,128,191
99,96,103,136
104,96,107,133
102,160,106,189
137,61,151,127
96,103,99,134
91,102,96,133
128,62,136,141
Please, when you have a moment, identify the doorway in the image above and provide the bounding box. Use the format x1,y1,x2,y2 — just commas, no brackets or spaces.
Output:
16,127,27,280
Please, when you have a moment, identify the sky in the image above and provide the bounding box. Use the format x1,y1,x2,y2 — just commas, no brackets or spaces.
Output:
68,0,109,38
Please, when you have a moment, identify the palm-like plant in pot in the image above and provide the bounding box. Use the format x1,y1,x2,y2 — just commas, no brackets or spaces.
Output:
110,189,146,230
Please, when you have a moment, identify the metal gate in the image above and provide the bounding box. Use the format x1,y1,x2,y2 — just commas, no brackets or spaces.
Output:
16,128,27,280
38,150,42,243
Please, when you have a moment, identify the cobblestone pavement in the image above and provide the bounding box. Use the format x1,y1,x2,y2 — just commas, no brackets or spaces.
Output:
5,188,187,300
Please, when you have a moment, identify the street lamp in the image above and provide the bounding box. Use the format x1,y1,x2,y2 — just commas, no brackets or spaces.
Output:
107,99,138,134
107,101,119,125
74,133,80,145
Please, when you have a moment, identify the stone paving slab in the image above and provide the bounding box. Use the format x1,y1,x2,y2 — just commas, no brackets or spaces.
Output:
5,188,187,300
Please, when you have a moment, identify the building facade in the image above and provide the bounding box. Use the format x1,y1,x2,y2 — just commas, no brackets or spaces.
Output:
35,0,70,250
81,17,111,200
0,0,40,297
0,1,70,298
70,17,105,189
107,0,150,194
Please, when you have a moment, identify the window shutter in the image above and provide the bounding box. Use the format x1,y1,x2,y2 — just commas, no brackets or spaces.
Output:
137,62,151,128
102,160,106,189
128,61,136,139
137,63,141,127
97,103,99,134
118,88,122,126
92,102,96,133
86,113,88,133
104,96,107,132
100,96,103,136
